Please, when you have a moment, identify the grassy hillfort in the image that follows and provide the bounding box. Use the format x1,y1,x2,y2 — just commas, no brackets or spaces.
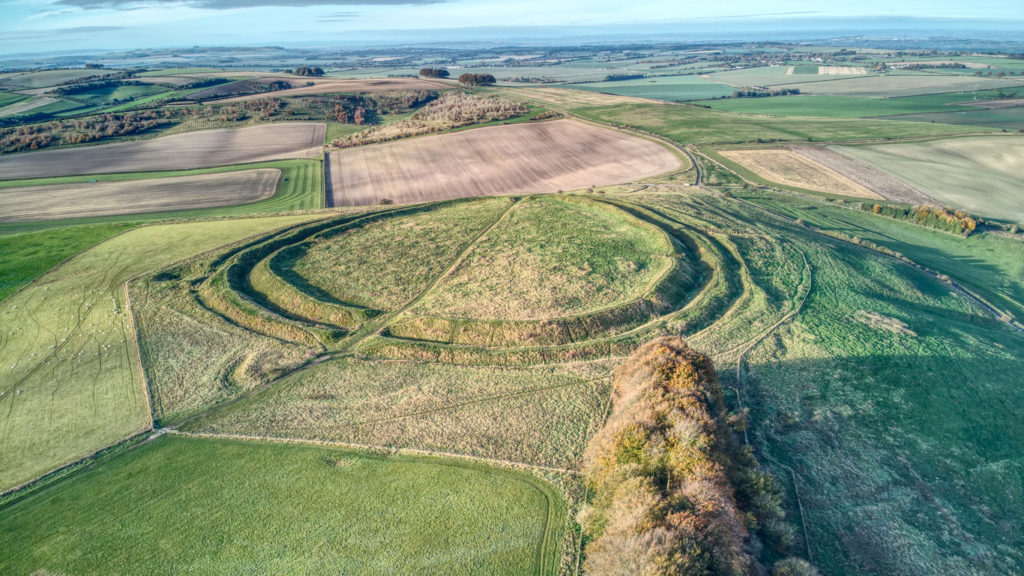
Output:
1,42,1023,576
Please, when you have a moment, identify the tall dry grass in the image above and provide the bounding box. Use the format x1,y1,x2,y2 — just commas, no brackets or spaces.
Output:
331,92,527,148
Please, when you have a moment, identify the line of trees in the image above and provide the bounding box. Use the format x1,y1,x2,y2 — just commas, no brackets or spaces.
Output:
731,88,801,98
419,68,450,78
604,73,644,81
581,337,817,576
290,66,324,77
457,73,496,86
866,203,978,236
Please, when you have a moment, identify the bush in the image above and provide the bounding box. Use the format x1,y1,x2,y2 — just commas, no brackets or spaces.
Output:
292,66,324,77
773,558,820,576
457,73,496,86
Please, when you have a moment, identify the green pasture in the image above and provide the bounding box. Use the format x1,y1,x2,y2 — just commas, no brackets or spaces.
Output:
0,435,563,576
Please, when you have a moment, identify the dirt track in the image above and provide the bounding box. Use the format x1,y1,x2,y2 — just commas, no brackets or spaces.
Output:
0,123,324,180
0,169,280,221
326,119,681,206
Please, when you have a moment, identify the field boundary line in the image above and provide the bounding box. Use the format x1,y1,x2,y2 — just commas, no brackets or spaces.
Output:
165,429,581,475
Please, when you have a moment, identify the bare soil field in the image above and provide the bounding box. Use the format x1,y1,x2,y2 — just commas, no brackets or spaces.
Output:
327,119,680,206
0,123,324,180
0,169,280,222
720,148,882,199
136,76,195,86
818,66,867,75
211,77,448,103
789,145,932,204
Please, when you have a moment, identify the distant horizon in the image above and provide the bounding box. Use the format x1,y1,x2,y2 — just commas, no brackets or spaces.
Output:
1,0,1023,58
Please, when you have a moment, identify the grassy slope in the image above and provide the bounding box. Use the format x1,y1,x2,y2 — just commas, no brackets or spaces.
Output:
0,435,562,576
745,230,1024,575
0,223,134,302
734,188,1024,324
183,357,611,469
832,137,1024,223
645,191,1024,574
132,258,314,425
0,214,321,492
0,159,323,234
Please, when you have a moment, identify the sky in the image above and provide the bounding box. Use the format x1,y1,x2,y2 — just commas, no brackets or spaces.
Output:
1,0,1023,56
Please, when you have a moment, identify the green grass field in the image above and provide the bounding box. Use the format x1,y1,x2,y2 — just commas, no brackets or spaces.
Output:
833,136,1024,223
572,102,989,145
0,159,324,234
61,83,170,110
0,214,320,492
0,435,563,576
781,73,1024,97
886,106,1024,130
18,98,83,117
694,94,979,118
569,74,736,102
0,223,134,302
0,91,27,108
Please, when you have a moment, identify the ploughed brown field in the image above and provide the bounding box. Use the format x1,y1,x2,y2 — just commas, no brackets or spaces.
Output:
0,169,280,222
0,123,325,180
210,77,449,103
326,119,681,206
720,148,882,199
